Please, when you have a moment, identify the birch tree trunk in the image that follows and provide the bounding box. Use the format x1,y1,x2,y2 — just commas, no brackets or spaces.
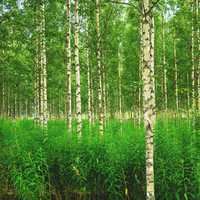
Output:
162,13,168,111
66,0,72,131
191,0,196,111
35,4,40,124
74,0,82,136
40,0,48,130
96,0,104,135
197,0,200,110
118,42,123,133
86,19,92,125
150,16,156,123
35,0,48,135
139,11,143,125
141,0,156,199
173,29,179,111
187,73,191,110
87,46,92,125
2,77,5,117
102,62,107,125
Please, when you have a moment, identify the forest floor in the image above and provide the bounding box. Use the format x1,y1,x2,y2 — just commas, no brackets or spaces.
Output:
0,117,200,200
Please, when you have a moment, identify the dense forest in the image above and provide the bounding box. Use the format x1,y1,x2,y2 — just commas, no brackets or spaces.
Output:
0,0,200,200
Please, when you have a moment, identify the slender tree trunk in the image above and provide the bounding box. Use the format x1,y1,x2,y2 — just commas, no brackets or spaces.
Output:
118,42,123,133
91,77,95,123
35,0,48,137
139,12,143,125
102,62,106,125
2,77,5,117
96,0,104,135
74,0,82,136
87,49,92,124
194,0,200,111
162,13,168,111
41,0,48,130
187,73,191,110
197,0,200,110
86,20,92,125
35,4,40,124
191,0,196,111
66,0,72,131
173,29,179,111
150,16,156,122
141,0,156,199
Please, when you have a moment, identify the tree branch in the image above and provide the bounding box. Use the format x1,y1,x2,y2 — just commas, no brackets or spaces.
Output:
104,0,139,11
147,0,161,14
109,1,132,6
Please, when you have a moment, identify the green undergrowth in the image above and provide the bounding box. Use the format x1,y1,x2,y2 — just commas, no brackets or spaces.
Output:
0,118,199,200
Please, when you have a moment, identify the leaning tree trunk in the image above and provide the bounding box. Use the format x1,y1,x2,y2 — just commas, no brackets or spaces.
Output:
66,0,72,131
74,0,82,136
96,0,104,135
141,0,156,199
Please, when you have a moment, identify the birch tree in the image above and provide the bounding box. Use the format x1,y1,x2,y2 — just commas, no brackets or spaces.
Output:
40,0,48,130
191,0,196,111
86,28,92,125
162,12,168,111
197,0,200,110
173,29,179,111
118,42,123,133
66,0,72,131
141,0,156,199
74,0,82,136
35,0,48,132
96,0,104,135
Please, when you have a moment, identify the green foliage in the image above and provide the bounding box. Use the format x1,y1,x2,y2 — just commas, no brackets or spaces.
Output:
0,120,49,200
0,118,199,200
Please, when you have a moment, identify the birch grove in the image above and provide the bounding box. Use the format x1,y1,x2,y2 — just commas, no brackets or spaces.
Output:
0,1,200,199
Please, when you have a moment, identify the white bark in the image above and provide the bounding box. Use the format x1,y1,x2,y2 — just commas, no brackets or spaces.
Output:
191,0,195,111
173,30,179,111
162,13,168,111
41,1,48,130
141,0,156,199
86,20,92,125
74,0,82,136
96,0,104,135
87,45,92,124
118,42,123,133
66,0,72,131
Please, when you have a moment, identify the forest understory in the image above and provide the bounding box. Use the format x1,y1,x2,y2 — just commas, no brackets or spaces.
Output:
0,114,200,200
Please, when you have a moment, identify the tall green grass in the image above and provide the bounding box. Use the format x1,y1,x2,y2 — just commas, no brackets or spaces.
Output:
0,118,199,200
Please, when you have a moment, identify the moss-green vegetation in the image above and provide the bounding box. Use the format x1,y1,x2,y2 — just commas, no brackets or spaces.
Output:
0,118,199,200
